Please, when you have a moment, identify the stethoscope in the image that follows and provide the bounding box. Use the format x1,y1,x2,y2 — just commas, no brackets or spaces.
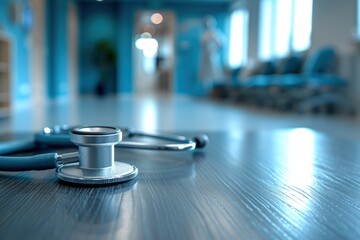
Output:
0,125,208,185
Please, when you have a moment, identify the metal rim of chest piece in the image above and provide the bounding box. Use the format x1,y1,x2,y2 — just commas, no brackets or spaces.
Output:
56,126,138,185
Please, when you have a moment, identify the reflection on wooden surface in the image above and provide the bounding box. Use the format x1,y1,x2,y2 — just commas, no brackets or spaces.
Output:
0,130,360,239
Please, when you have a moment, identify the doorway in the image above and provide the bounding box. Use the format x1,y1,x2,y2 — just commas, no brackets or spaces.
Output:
133,10,175,96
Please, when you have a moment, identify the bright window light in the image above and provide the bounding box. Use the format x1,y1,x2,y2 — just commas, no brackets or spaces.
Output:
292,0,313,51
228,9,249,68
259,0,273,60
274,0,293,57
259,0,313,59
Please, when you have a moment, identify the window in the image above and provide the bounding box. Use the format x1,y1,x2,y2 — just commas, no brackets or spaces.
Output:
259,0,313,60
292,0,313,51
228,9,249,68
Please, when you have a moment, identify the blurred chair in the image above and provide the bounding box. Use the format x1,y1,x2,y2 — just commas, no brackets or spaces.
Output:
295,47,353,114
211,46,355,115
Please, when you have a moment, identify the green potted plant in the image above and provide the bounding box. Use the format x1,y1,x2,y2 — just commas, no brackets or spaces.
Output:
92,39,116,96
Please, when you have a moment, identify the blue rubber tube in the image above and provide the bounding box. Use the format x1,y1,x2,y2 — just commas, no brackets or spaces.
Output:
0,153,58,171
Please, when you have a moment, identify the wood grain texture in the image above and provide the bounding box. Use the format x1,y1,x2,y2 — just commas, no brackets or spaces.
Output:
1,129,360,239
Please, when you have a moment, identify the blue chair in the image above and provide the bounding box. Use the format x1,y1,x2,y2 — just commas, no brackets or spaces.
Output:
295,47,351,114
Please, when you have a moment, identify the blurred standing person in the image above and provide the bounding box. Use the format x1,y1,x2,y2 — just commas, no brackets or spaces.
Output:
199,15,225,91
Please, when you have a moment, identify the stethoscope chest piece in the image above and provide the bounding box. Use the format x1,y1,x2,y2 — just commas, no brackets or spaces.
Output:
56,126,138,185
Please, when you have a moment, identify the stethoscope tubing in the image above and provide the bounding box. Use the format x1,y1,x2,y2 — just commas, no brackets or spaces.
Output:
0,153,58,171
34,128,197,151
0,128,205,172
119,129,196,151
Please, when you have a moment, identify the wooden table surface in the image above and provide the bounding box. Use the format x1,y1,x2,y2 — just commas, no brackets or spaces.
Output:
0,129,360,239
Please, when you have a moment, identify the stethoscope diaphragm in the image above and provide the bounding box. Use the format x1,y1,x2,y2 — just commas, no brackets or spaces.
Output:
57,126,138,185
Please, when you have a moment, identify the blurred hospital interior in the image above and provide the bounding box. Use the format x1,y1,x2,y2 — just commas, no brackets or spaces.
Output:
0,0,360,139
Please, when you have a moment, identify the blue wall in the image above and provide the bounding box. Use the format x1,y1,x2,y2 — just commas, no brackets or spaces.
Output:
78,1,118,94
117,2,136,93
0,0,31,104
1,0,230,101
46,0,70,98
52,0,230,96
78,1,229,95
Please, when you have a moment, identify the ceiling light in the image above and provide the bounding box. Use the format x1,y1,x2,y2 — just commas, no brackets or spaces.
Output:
151,13,163,25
